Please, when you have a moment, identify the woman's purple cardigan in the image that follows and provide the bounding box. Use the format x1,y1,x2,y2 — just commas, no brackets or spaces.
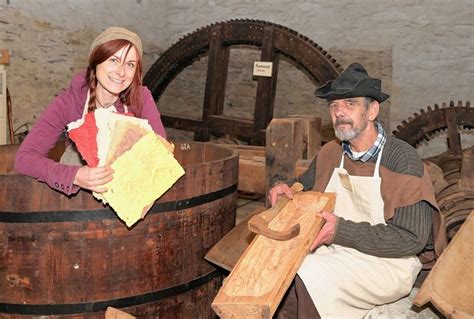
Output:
14,71,167,195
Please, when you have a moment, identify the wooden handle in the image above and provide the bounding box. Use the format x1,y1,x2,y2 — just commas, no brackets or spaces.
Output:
248,215,300,241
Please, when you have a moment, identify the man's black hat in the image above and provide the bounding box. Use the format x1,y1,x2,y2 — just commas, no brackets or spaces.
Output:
314,63,389,103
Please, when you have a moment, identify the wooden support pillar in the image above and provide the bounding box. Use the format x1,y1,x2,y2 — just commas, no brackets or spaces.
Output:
196,26,230,141
445,107,462,155
288,115,322,159
252,27,279,145
460,147,474,190
265,118,304,206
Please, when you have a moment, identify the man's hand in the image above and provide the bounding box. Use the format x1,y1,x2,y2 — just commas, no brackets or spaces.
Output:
268,182,294,207
310,211,338,251
74,166,114,193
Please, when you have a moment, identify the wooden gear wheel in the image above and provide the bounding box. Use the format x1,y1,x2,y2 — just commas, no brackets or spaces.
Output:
392,100,474,241
143,19,341,145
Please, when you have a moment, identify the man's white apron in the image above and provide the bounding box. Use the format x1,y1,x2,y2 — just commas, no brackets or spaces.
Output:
298,146,422,318
60,91,127,165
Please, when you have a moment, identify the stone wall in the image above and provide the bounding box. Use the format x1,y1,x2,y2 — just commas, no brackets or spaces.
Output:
1,0,472,157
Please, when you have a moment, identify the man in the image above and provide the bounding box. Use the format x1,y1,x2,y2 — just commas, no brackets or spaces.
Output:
270,63,444,318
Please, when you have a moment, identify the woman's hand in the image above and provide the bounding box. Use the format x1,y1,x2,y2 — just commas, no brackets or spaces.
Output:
74,166,114,193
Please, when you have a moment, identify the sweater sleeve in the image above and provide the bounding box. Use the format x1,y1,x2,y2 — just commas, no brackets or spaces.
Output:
14,73,85,195
140,86,167,139
333,201,433,257
331,137,434,257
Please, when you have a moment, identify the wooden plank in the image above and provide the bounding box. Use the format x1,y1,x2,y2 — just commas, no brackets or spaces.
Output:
212,191,335,318
205,183,304,271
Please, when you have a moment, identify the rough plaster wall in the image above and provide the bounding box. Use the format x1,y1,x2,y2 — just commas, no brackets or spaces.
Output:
1,0,472,157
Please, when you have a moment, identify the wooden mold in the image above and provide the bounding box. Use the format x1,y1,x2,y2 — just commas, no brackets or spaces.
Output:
212,189,335,318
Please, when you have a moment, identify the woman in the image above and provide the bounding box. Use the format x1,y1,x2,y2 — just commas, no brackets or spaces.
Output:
15,26,166,196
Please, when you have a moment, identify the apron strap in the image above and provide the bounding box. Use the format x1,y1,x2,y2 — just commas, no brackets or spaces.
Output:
373,143,384,179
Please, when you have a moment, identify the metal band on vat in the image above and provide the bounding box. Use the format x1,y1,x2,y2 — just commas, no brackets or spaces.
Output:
0,183,237,223
0,269,221,315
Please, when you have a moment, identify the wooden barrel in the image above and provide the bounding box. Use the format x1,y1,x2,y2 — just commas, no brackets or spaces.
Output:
0,142,238,318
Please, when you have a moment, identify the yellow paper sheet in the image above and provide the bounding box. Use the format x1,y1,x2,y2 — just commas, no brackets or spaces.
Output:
101,132,185,227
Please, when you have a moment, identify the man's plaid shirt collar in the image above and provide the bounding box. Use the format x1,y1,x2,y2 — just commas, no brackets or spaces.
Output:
342,121,387,162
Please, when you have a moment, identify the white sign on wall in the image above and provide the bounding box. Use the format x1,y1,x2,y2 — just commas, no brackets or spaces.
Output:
253,61,273,77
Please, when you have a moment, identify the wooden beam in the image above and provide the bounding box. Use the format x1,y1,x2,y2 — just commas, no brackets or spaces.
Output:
161,113,205,132
445,108,462,155
252,27,279,145
208,115,254,139
288,115,322,159
198,25,230,141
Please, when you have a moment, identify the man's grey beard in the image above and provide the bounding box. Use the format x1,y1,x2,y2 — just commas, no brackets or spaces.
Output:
333,118,368,141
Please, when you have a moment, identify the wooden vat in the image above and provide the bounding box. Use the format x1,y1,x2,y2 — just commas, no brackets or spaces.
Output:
0,142,238,318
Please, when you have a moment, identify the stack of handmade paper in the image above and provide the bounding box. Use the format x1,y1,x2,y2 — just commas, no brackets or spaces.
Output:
67,109,185,227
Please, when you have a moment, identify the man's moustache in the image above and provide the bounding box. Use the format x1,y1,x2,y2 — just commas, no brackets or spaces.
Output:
335,119,353,126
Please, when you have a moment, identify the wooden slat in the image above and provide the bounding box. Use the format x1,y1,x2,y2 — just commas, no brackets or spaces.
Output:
212,191,335,318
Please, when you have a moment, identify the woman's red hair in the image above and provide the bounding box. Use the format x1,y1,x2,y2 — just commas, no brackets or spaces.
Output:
86,39,144,116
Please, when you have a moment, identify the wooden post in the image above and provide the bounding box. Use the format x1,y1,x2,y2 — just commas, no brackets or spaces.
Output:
288,115,322,159
265,118,304,206
252,27,279,145
460,147,474,190
197,26,230,141
445,107,462,155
